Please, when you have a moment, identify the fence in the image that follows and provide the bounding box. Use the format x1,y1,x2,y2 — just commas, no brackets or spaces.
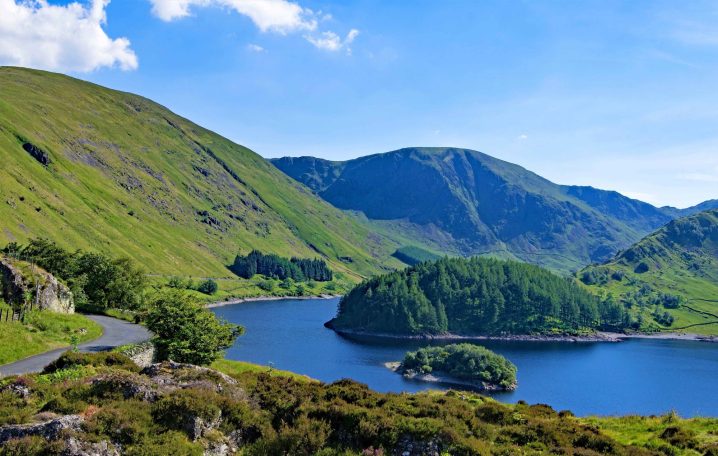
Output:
0,307,22,322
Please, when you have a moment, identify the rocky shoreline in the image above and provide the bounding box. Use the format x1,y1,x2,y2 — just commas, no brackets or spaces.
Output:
207,294,340,309
326,325,718,343
326,324,623,342
384,362,516,392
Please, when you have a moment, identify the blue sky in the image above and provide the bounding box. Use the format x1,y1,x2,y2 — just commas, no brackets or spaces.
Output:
2,0,718,207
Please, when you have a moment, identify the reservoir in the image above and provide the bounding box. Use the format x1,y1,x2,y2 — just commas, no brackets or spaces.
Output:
213,297,718,417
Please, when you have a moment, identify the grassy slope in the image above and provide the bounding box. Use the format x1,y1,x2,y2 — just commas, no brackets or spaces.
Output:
580,210,718,335
0,67,402,287
586,414,718,456
0,302,102,365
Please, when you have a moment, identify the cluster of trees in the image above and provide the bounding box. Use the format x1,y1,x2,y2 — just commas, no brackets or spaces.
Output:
229,250,332,282
401,343,517,389
331,257,629,335
167,276,218,295
2,238,146,310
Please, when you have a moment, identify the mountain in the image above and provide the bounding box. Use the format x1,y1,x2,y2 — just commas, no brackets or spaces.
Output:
579,209,718,335
661,199,718,218
0,67,401,281
272,148,673,272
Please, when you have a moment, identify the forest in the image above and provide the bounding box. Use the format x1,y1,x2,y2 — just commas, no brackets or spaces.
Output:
329,256,628,335
229,250,333,282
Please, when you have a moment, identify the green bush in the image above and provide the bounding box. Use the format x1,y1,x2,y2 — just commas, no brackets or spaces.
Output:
43,351,139,374
196,279,218,295
146,291,243,365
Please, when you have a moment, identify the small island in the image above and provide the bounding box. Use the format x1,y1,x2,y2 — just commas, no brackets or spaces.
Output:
387,343,517,391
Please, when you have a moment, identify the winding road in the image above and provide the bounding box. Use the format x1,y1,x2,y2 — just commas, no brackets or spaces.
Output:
0,315,151,377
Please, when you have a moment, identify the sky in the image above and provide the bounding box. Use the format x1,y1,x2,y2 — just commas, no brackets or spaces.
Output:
1,0,717,208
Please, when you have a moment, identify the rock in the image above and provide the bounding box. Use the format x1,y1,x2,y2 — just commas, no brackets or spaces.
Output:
116,341,156,368
186,412,222,441
204,441,232,456
63,437,120,456
0,415,83,444
142,361,238,389
393,435,442,456
0,256,74,314
22,142,51,166
1,380,31,399
91,372,159,402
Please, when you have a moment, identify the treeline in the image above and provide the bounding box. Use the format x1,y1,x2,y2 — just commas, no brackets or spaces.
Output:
330,256,628,336
229,250,332,282
2,238,145,310
402,343,517,390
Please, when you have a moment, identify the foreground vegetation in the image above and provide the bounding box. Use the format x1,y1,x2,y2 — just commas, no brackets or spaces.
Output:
580,209,718,335
330,256,629,336
399,343,517,390
0,301,102,365
4,351,714,455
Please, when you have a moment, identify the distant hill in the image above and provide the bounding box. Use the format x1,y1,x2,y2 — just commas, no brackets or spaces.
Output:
273,148,674,272
661,200,718,218
0,67,401,281
579,209,718,335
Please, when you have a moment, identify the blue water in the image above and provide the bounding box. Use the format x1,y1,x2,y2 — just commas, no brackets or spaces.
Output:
213,297,718,417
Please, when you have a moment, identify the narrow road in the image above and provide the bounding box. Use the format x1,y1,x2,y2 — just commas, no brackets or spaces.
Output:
0,315,151,377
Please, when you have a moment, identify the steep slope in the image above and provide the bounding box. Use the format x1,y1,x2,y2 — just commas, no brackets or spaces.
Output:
579,209,718,334
0,67,400,280
273,148,671,272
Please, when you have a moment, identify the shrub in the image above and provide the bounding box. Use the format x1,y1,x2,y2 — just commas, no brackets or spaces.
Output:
196,279,218,295
146,291,243,365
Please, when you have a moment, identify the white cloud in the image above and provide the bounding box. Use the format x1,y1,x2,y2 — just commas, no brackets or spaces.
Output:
0,0,137,72
305,28,359,53
518,134,528,140
247,43,264,52
150,0,358,53
150,0,317,34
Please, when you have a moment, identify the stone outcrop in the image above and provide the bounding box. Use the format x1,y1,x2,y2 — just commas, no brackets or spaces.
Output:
0,415,83,445
0,256,74,314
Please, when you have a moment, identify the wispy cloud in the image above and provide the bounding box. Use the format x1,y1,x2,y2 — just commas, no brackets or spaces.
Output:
247,43,265,52
0,0,137,72
149,0,358,52
305,29,359,54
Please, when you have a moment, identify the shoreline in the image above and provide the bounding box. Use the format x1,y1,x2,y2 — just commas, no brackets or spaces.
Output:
328,326,718,343
384,362,515,392
207,294,341,309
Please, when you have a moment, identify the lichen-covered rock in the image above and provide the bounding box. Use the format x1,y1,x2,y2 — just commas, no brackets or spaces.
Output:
0,256,74,313
393,435,442,456
116,341,156,368
0,415,83,444
90,372,159,402
63,437,120,456
142,361,238,391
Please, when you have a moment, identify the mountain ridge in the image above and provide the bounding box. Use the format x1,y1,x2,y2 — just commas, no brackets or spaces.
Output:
272,148,682,271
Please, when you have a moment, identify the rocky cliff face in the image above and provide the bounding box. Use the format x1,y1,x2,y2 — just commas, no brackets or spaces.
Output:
0,256,74,314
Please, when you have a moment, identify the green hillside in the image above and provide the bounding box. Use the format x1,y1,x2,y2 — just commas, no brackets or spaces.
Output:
0,67,402,284
273,148,673,273
579,209,718,334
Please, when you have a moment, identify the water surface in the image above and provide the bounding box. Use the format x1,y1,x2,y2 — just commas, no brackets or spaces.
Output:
213,297,718,417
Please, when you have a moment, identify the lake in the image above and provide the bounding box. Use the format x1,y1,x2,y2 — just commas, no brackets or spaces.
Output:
213,297,718,417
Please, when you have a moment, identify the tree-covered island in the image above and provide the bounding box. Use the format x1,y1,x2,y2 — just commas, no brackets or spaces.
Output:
390,343,518,391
